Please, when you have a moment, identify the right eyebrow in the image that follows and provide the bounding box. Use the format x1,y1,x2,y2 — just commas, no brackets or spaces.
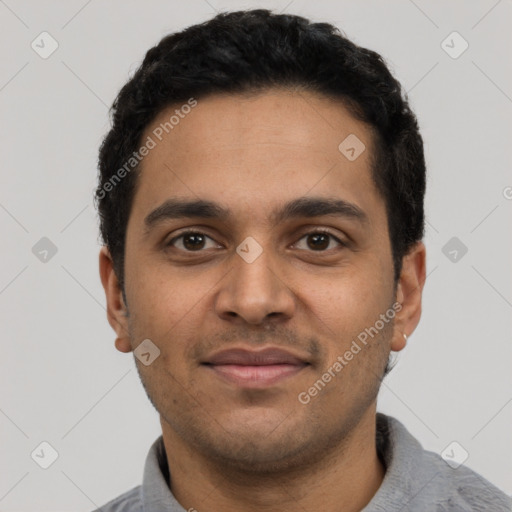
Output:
144,199,230,234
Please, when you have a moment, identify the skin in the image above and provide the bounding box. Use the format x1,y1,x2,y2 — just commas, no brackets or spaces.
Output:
100,88,426,512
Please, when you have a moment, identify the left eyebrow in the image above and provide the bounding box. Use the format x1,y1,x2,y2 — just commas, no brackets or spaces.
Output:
143,195,369,234
269,196,369,227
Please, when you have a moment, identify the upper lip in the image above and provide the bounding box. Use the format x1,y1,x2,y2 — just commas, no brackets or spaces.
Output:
203,347,309,366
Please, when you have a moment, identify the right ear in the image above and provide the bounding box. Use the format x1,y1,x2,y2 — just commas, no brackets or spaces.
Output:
99,246,133,353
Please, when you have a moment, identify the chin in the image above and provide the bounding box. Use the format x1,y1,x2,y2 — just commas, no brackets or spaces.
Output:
192,416,327,475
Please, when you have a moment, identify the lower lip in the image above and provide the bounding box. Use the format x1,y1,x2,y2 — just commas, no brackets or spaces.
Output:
205,364,307,388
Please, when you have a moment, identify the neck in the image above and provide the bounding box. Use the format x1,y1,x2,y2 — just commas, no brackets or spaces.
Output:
160,405,386,512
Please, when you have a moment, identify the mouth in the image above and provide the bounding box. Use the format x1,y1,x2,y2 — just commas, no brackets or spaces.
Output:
201,347,310,388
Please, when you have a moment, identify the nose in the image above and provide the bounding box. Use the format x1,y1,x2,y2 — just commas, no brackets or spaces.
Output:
214,244,296,326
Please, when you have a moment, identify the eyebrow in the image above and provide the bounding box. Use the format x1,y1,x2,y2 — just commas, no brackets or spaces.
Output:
144,196,369,233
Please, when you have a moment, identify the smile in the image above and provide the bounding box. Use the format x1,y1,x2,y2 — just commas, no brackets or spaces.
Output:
202,347,310,388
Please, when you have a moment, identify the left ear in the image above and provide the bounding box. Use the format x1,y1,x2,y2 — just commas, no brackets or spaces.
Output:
390,241,426,352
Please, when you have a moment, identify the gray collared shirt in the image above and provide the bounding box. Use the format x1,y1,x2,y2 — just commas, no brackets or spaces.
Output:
92,413,512,511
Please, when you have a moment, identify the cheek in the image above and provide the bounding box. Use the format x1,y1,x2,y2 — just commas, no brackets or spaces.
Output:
304,268,392,357
307,269,385,318
125,251,192,316
125,263,213,360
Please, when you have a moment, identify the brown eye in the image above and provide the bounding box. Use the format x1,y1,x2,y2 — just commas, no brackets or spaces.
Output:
167,231,217,252
295,231,345,252
306,233,330,250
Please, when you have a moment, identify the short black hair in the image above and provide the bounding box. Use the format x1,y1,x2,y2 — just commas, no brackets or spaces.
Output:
96,8,426,293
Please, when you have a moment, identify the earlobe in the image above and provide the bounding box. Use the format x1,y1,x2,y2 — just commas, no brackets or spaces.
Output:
99,246,133,353
115,337,133,353
390,331,408,352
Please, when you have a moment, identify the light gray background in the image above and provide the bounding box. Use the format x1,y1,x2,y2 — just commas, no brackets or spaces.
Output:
1,0,511,510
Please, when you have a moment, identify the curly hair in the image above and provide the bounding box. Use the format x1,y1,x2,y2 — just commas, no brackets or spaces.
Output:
96,9,426,294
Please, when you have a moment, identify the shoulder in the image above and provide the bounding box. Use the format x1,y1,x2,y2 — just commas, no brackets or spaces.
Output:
421,449,511,511
89,485,142,512
373,414,511,511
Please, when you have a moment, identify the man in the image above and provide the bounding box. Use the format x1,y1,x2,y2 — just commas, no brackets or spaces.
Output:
94,9,511,512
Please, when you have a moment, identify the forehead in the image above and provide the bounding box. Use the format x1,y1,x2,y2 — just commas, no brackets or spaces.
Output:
130,89,384,230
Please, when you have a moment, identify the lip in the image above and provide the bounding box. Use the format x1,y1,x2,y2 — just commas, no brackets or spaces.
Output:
202,347,310,388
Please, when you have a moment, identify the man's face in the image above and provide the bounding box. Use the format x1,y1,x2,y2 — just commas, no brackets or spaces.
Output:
103,89,412,471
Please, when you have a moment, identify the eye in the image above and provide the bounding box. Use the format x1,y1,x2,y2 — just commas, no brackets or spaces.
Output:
294,230,346,252
166,230,220,252
165,228,347,254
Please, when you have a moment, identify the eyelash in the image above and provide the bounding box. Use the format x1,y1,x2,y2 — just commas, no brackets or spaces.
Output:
166,228,347,253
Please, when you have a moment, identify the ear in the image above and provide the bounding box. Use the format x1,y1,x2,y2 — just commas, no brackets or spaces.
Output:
99,246,133,353
390,241,426,352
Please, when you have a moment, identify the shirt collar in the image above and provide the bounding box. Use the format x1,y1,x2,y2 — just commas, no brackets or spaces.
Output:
140,413,425,512
140,434,184,511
